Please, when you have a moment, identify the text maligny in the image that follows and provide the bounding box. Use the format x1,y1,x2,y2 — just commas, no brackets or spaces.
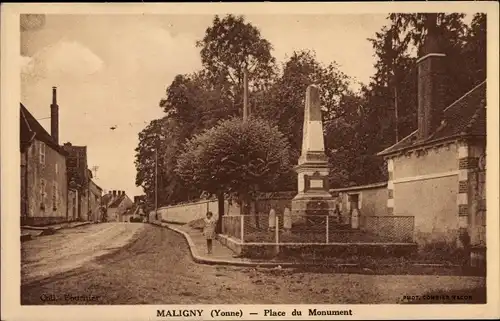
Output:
156,308,354,318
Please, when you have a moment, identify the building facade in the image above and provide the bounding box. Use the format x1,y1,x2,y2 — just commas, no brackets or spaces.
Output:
88,178,103,222
102,190,134,222
330,182,388,219
20,87,69,226
378,15,486,249
63,143,91,221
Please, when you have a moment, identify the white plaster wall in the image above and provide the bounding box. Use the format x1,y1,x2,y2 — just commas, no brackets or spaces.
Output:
157,200,241,224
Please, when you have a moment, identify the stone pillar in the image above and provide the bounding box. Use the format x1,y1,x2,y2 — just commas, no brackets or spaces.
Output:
291,85,335,222
387,158,395,215
268,208,276,230
457,142,473,249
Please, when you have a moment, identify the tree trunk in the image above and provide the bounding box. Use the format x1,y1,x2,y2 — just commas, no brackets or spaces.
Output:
216,192,224,234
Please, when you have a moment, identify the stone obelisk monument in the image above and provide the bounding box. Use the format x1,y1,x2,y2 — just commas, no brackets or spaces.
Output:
291,85,335,220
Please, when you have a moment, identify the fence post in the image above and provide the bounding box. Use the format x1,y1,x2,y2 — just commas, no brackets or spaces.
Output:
326,215,329,244
275,216,280,255
240,215,244,243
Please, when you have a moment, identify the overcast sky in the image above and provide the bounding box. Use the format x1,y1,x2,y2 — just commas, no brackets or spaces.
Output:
21,14,391,197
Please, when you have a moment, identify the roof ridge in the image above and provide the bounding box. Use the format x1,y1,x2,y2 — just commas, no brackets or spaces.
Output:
443,80,486,114
20,107,34,133
378,129,418,155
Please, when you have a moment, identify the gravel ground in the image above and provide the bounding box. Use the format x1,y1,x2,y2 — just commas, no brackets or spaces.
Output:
21,224,486,305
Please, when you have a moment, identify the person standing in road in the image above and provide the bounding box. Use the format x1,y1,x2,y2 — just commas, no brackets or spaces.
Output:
203,211,217,254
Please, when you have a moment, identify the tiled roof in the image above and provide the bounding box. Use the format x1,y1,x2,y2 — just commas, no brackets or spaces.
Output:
20,107,36,150
378,80,486,157
102,194,113,206
20,103,67,155
109,194,125,208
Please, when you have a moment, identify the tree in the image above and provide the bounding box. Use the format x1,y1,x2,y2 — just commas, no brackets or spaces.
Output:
135,116,199,210
255,50,352,154
196,14,277,118
176,117,292,230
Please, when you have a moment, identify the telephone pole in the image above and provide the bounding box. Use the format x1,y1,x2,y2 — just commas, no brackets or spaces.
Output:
155,147,158,221
243,68,249,122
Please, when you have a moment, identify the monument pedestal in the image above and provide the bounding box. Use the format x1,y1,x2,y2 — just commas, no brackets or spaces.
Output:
291,162,337,224
290,84,336,226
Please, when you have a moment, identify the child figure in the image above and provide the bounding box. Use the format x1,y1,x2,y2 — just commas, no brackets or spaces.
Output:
203,211,217,254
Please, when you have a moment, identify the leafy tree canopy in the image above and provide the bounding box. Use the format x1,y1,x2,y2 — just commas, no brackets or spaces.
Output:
175,117,292,203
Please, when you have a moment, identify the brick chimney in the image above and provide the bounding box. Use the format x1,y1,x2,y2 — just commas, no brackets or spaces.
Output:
417,13,446,141
113,190,117,198
50,86,59,144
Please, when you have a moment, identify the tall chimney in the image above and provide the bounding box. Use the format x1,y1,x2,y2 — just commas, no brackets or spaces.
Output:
417,13,446,141
50,86,59,144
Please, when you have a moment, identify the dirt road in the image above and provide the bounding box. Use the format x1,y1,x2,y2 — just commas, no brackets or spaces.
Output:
21,223,486,305
21,223,145,285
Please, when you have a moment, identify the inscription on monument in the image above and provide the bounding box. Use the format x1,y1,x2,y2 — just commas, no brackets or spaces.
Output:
310,179,324,189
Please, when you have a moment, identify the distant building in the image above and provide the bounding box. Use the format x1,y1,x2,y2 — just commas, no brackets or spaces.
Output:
378,16,486,249
102,190,133,222
88,177,103,222
63,143,91,221
20,87,69,226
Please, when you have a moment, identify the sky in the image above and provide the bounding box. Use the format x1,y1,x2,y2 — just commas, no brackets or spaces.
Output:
20,13,391,198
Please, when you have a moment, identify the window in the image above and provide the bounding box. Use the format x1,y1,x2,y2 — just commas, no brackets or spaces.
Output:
52,183,58,210
39,142,46,164
40,178,46,208
55,163,59,175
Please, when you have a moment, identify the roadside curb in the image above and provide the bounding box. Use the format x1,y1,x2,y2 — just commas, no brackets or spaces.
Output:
151,221,314,268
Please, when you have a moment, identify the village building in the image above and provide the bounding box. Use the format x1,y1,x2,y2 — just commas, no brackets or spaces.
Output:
88,176,103,222
329,182,388,219
63,143,91,221
378,15,486,251
102,190,133,222
20,87,69,226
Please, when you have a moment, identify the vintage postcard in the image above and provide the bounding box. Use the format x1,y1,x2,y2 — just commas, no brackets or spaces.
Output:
1,1,499,320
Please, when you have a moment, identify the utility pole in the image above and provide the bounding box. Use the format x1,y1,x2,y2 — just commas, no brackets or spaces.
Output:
394,85,399,143
390,25,399,143
243,68,249,122
155,147,158,221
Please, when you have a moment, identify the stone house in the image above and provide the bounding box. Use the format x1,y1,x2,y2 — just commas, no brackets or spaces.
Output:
63,143,91,221
102,190,133,222
378,16,486,250
88,177,103,222
20,87,69,226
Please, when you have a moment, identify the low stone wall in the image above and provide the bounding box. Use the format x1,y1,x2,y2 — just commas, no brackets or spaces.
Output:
153,183,390,225
218,234,417,260
155,199,241,224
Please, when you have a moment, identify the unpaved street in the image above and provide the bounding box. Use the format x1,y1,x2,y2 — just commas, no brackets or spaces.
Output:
21,223,486,305
21,223,145,285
